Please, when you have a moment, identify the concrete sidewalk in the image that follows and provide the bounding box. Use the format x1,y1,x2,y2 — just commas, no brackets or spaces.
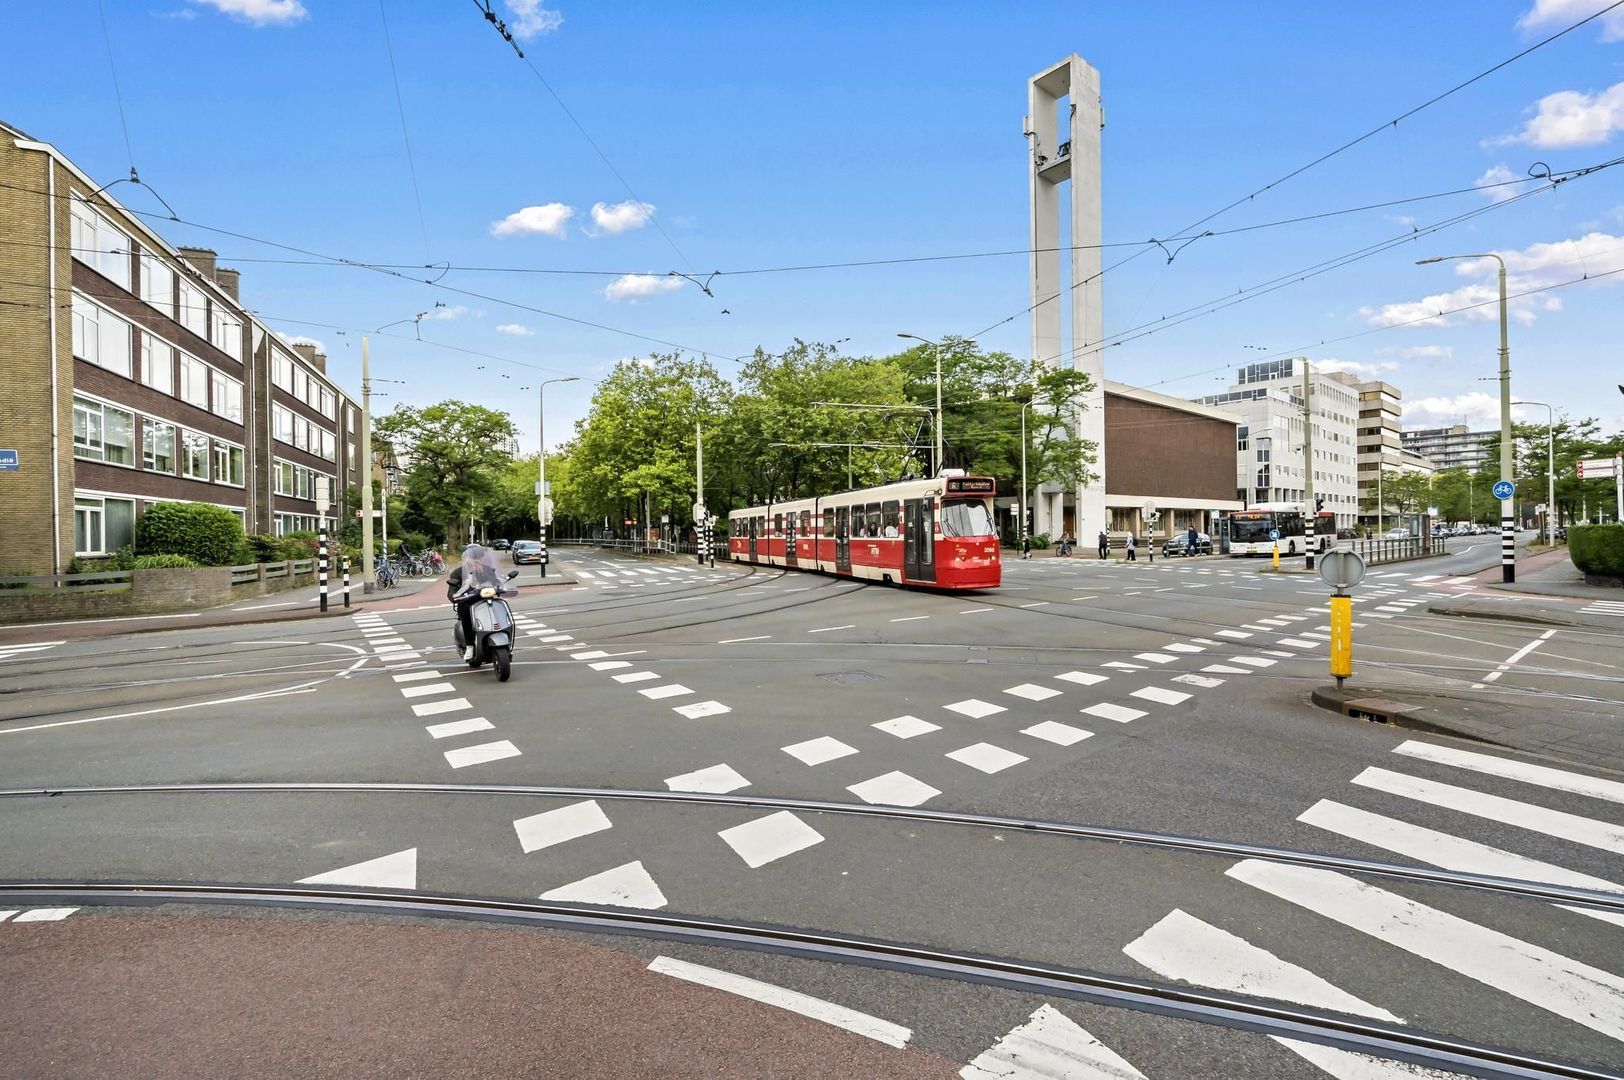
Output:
1426,546,1622,629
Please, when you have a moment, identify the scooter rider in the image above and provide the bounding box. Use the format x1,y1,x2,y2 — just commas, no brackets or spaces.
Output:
448,543,503,661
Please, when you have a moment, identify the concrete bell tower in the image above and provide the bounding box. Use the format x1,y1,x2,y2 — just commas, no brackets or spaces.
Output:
1026,55,1104,538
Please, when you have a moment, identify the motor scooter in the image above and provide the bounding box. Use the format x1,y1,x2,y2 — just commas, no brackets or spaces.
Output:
453,569,521,682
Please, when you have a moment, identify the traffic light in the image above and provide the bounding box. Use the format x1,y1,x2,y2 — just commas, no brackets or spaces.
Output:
1315,497,1324,512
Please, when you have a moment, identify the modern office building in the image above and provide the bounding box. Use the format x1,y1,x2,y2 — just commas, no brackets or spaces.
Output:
1401,424,1496,473
0,119,363,575
1350,376,1405,522
1196,358,1361,527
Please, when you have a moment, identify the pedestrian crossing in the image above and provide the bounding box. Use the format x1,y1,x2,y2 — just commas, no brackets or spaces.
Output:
1581,599,1624,620
0,639,64,664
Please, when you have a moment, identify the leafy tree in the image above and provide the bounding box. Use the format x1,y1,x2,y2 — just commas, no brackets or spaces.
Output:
1364,469,1431,519
374,401,518,547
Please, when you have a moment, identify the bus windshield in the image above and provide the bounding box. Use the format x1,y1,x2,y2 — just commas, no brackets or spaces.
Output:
1229,514,1275,544
940,500,996,537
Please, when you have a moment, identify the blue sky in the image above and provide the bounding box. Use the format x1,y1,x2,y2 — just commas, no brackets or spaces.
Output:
6,0,1623,450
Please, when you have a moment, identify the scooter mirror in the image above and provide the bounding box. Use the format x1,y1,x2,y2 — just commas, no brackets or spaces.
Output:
506,570,520,579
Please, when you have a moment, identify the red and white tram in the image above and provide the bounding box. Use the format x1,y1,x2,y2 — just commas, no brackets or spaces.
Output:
728,474,1001,590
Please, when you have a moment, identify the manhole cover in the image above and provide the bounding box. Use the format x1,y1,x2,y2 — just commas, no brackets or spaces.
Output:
819,671,881,686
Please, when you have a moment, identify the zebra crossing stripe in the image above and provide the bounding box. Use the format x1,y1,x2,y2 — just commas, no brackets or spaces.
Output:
1392,740,1624,805
1353,767,1624,855
1228,859,1624,1042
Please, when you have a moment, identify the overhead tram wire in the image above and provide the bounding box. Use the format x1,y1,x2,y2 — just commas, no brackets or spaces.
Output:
94,0,135,177
377,0,433,261
965,0,1624,342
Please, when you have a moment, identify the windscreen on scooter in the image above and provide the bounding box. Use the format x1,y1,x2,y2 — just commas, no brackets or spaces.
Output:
459,544,503,597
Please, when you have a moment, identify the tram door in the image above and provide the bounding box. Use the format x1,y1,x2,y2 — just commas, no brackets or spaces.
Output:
835,507,851,573
904,498,936,583
785,512,798,567
748,516,758,561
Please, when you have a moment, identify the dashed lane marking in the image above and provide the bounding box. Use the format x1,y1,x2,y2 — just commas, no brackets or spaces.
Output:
514,800,614,853
649,956,911,1048
946,743,1028,774
719,811,824,868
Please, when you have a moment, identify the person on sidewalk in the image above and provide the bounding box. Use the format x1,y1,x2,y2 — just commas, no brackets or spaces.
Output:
1126,531,1137,561
1098,529,1109,560
1021,534,1032,560
1186,523,1199,557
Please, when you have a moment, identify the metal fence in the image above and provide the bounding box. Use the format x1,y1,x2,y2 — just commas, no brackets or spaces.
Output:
0,569,133,595
1336,536,1448,566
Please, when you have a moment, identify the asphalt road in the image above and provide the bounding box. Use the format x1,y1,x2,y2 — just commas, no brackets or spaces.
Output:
4,539,1623,1078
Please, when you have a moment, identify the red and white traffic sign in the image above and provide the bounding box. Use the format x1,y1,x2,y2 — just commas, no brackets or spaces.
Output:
1578,457,1619,479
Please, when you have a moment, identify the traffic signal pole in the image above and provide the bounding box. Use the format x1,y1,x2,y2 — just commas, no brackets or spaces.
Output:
1302,359,1316,571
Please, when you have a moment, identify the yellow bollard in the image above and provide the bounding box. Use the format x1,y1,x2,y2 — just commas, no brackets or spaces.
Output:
1330,594,1353,688
1272,542,1280,570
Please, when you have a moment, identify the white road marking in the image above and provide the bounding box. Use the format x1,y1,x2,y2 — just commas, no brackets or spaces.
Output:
1277,638,1318,649
1004,683,1062,701
443,740,522,768
674,700,731,719
1173,674,1225,688
946,743,1028,774
783,736,859,766
1082,702,1147,723
719,811,824,868
650,956,911,1047
10,907,79,922
808,625,856,634
638,684,694,700
960,607,994,613
874,715,940,739
1019,601,1051,608
961,1004,1144,1080
1354,767,1624,854
665,763,750,793
1163,643,1204,653
1055,671,1108,686
1021,721,1093,746
1231,657,1275,668
848,771,941,807
718,635,772,643
411,697,472,717
1215,629,1252,639
588,660,632,671
1132,653,1176,664
544,861,667,910
514,800,613,853
1229,858,1624,1042
1392,740,1624,805
891,615,931,623
425,717,494,739
1201,664,1251,675
298,848,417,890
399,682,457,699
944,698,1007,719
1132,686,1191,706
613,671,661,684
391,670,444,683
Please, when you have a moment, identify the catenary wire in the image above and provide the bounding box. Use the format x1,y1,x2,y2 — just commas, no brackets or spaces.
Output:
377,0,433,260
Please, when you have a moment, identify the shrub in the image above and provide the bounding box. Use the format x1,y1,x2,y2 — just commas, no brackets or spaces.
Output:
132,553,198,569
1568,524,1624,582
246,534,283,562
1031,532,1052,550
135,502,247,566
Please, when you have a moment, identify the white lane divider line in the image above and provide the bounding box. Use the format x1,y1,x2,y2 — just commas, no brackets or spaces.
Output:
962,1004,1144,1080
808,624,856,634
649,956,911,1047
719,635,772,643
891,615,931,623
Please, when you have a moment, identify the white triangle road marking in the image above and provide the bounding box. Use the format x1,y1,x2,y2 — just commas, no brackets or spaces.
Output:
298,848,417,890
961,1004,1144,1079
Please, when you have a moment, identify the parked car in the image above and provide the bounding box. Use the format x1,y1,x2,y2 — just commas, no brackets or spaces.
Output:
510,540,543,564
1161,532,1213,557
490,538,512,551
1555,526,1568,542
1385,527,1411,540
1336,528,1358,540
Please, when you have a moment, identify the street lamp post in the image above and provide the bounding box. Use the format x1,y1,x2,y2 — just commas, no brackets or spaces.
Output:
1513,400,1556,544
537,376,580,577
897,333,975,476
1418,253,1514,582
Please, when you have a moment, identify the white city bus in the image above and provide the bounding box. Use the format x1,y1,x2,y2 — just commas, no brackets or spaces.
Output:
1226,503,1307,556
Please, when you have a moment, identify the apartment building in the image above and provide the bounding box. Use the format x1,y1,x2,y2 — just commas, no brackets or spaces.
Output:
1196,358,1361,527
1349,376,1404,521
0,120,362,575
1401,424,1496,473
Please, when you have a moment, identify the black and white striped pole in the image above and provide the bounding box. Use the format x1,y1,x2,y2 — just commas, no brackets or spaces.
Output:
318,530,329,612
342,555,351,608
539,521,548,579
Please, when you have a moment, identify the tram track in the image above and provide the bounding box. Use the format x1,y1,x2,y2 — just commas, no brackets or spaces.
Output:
0,878,1606,1079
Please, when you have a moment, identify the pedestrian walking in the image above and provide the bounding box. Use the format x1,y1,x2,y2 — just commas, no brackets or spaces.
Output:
1126,531,1137,561
1186,523,1199,558
1097,529,1108,560
1021,534,1031,560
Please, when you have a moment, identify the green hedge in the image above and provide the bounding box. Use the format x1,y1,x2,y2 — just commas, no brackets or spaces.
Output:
1568,524,1624,581
135,502,246,566
132,553,199,569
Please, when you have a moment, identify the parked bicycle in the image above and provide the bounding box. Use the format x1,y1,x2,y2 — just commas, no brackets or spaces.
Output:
374,555,397,589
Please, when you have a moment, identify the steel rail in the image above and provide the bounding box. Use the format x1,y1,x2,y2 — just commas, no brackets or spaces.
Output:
0,880,1608,1079
2,781,1620,914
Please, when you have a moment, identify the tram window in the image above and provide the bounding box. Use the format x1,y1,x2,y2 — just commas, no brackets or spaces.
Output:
823,509,834,535
800,510,810,535
865,503,881,536
922,501,934,563
881,500,899,538
774,513,783,535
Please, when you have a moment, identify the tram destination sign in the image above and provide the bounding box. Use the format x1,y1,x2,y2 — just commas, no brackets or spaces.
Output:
945,476,996,495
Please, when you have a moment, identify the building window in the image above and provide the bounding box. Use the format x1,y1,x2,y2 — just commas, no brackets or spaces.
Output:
179,279,207,338
213,441,244,486
272,403,294,444
70,295,132,378
319,429,336,462
70,198,132,290
142,418,176,473
140,333,174,395
73,494,135,556
211,369,243,424
71,396,133,465
209,308,242,361
273,353,294,392
72,396,103,459
179,353,211,410
293,367,308,403
181,430,210,480
139,254,175,316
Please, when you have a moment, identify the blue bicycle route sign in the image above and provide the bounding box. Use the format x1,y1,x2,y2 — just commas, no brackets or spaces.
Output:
1269,528,1280,541
1492,479,1515,500
0,449,18,472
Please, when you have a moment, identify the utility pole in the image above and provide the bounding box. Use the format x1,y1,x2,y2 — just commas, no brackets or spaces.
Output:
1302,359,1315,569
695,421,706,566
360,335,375,593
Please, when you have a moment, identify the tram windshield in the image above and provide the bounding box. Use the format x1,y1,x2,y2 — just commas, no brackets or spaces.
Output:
940,499,996,537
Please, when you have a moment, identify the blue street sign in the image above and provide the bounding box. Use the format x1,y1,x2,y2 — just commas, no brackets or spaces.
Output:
0,449,17,472
1492,479,1515,501
1269,528,1280,541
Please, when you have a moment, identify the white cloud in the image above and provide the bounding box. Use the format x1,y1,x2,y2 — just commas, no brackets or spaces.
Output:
1474,164,1520,203
275,331,326,353
1399,345,1454,360
1404,392,1503,429
190,0,306,26
1518,0,1624,41
589,200,656,235
1362,231,1624,327
496,323,535,336
490,202,574,238
603,273,683,301
1315,358,1400,380
1494,81,1624,148
505,0,563,39
420,305,468,321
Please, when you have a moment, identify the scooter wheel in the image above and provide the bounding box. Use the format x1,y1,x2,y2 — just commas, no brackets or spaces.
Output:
494,645,512,682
